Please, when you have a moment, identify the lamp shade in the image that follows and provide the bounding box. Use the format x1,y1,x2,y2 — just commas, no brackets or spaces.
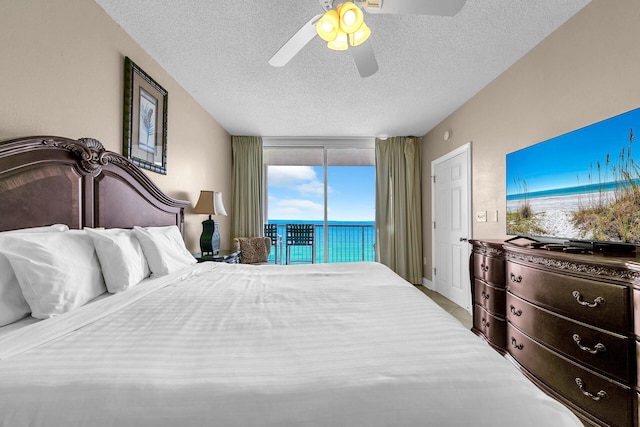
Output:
193,191,227,216
339,2,364,34
349,21,371,46
327,31,348,51
316,10,340,42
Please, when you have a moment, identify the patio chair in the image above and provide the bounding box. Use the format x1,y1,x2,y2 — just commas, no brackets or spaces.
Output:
263,224,282,264
285,224,315,264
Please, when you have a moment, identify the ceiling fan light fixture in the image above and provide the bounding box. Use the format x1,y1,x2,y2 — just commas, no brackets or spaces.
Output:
339,2,364,34
349,21,371,46
316,10,340,42
327,31,348,50
270,0,467,77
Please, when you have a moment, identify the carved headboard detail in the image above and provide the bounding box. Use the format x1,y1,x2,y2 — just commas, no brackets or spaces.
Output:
0,136,188,233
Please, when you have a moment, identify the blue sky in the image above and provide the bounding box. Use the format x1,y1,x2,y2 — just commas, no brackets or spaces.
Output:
267,165,375,221
506,107,640,196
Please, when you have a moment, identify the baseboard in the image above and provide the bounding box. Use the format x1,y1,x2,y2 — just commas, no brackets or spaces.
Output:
421,277,434,290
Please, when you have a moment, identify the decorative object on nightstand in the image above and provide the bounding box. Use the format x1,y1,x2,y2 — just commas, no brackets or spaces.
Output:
193,190,227,256
196,251,240,264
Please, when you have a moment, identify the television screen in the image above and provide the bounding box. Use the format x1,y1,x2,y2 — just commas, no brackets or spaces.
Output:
506,107,640,245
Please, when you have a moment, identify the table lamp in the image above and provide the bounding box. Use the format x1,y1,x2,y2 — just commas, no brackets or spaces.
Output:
193,190,227,256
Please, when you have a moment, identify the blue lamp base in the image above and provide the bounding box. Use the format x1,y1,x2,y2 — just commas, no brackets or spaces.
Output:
199,216,220,256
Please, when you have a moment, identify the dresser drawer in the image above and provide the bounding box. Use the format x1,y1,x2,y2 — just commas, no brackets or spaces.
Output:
507,293,631,383
474,279,506,315
473,304,506,349
506,262,629,332
507,324,632,427
473,253,505,287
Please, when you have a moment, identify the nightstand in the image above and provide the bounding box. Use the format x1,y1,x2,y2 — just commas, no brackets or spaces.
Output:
195,251,240,264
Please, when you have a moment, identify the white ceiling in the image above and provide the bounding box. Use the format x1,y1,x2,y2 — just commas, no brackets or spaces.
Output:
94,0,591,139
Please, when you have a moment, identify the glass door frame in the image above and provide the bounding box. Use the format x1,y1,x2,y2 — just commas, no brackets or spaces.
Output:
263,137,375,264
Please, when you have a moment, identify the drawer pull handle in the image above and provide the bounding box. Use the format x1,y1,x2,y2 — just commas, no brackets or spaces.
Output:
572,291,605,308
509,305,522,316
481,317,490,328
572,334,606,354
575,378,608,401
510,337,524,350
509,272,522,283
480,263,489,273
481,291,490,300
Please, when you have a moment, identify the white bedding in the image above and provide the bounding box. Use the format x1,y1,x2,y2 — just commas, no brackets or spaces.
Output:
0,262,581,427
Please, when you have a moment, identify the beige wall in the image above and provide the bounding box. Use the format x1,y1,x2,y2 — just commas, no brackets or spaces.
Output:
0,0,231,253
421,0,640,281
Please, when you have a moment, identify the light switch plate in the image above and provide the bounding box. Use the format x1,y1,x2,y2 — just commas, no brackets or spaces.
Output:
476,211,487,222
489,210,498,222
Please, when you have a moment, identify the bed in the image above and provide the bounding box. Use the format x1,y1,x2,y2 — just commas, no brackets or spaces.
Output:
0,136,583,427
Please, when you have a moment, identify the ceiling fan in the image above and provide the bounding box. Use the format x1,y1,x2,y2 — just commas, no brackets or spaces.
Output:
268,0,467,78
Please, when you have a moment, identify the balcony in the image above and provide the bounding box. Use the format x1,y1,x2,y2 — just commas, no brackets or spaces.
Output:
266,223,375,264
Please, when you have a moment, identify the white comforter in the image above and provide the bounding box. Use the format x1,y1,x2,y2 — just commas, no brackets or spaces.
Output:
0,262,581,427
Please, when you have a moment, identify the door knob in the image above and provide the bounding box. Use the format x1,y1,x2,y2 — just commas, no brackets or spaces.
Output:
460,238,468,242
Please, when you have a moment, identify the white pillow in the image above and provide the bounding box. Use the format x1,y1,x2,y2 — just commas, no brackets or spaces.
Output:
0,224,69,326
85,228,151,293
133,225,196,277
2,229,106,319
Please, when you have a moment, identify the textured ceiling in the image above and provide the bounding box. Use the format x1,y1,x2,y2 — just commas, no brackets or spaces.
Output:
94,0,591,138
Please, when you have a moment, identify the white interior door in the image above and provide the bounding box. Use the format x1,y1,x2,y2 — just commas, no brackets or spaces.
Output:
431,143,472,312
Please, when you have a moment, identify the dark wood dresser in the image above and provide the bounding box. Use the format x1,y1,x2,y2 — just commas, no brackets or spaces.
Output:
470,240,507,352
471,240,640,427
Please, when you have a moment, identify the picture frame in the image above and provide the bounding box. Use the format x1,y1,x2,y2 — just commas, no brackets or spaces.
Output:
123,56,168,174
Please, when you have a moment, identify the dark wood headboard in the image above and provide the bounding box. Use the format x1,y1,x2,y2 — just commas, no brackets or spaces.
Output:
0,136,188,233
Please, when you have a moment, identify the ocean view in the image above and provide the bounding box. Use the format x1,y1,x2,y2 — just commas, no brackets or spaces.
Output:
506,179,640,201
267,220,375,264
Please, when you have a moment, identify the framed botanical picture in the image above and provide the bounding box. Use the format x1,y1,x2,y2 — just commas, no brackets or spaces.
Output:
123,57,168,174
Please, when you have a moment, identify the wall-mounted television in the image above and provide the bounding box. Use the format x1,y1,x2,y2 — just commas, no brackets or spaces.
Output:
506,107,640,249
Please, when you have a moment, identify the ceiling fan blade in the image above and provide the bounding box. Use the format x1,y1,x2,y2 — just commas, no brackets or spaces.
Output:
268,14,323,67
361,0,466,16
350,40,379,78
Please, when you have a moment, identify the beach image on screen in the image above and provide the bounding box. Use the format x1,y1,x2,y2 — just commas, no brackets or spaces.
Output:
506,107,640,243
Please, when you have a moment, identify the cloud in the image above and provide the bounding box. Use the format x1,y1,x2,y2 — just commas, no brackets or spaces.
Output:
268,198,324,220
296,180,325,197
276,199,324,211
268,166,317,187
268,165,333,197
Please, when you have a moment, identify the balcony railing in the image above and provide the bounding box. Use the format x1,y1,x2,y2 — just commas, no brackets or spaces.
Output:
266,223,375,264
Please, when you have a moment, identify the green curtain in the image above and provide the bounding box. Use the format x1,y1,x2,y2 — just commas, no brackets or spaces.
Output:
231,136,263,241
375,137,423,284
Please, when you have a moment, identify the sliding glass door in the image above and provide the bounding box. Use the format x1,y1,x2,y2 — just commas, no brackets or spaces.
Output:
264,141,374,264
326,148,375,263
265,147,324,264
